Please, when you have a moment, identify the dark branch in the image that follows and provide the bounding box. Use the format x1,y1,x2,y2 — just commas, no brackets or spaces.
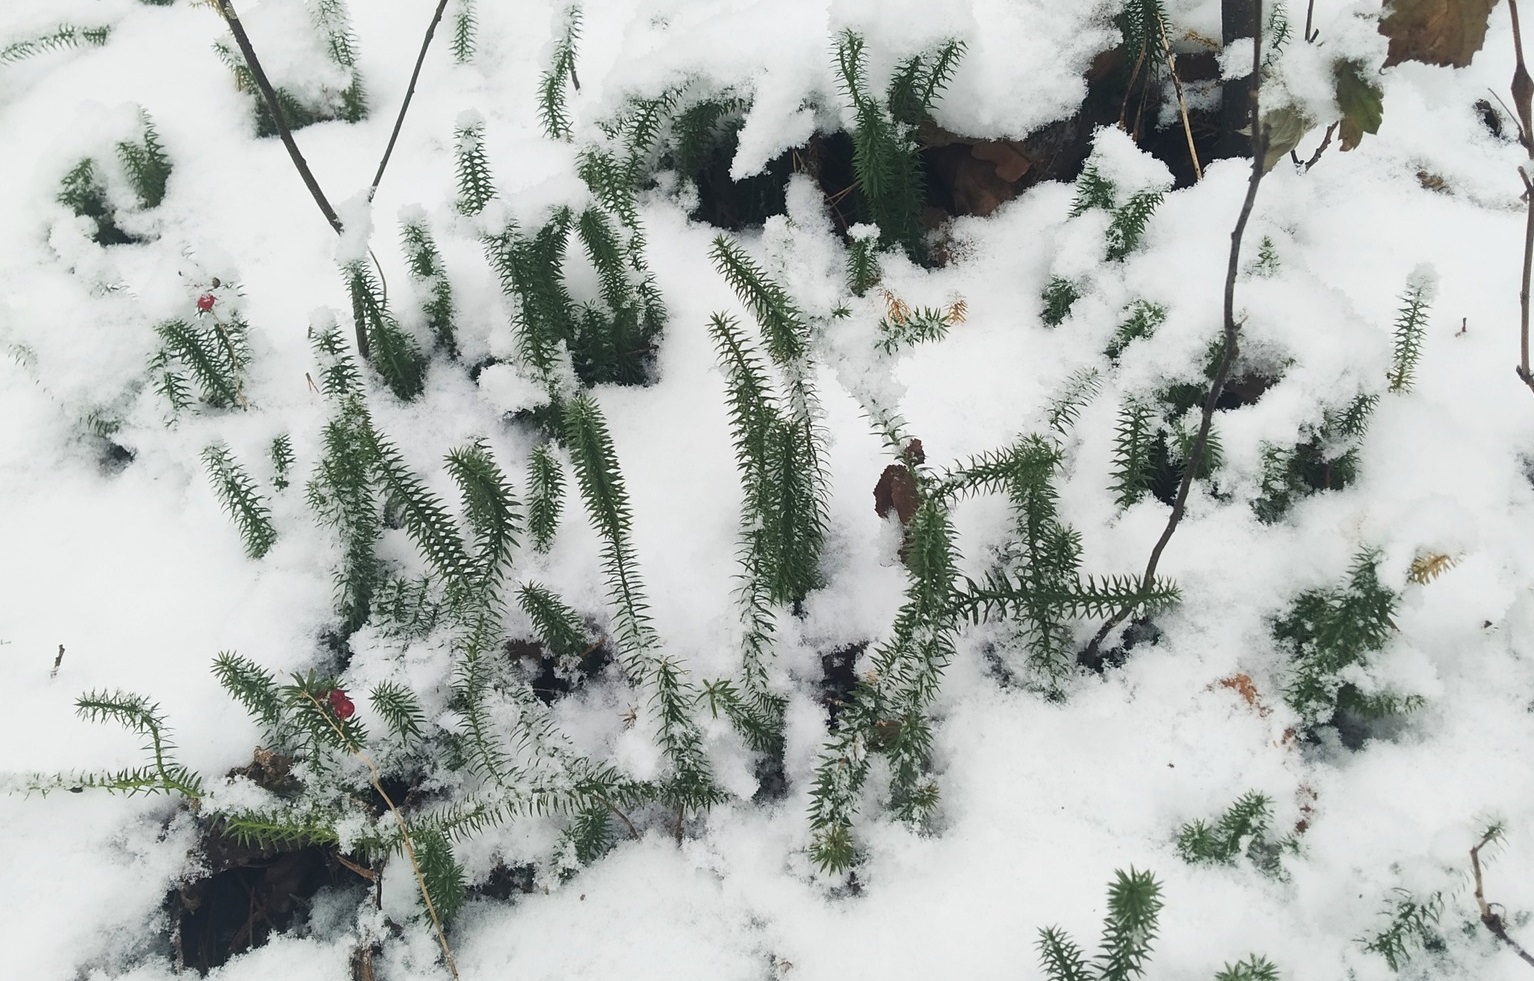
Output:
212,0,380,356
369,0,451,201
212,0,342,234
1082,1,1268,670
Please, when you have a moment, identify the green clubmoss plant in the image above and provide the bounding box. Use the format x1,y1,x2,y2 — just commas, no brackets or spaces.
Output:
563,393,720,810
269,433,295,490
1042,277,1081,328
214,0,366,137
1111,396,1157,509
1037,868,1280,981
707,239,832,757
846,226,882,297
450,0,476,63
1046,367,1104,441
1274,548,1421,735
401,213,458,358
344,259,428,401
808,475,959,873
1214,956,1282,981
305,322,383,633
204,442,278,560
310,0,367,122
454,116,496,217
57,159,132,246
117,110,172,209
1043,149,1168,323
538,4,581,141
518,582,592,662
150,310,252,416
526,443,565,553
459,121,662,389
1252,235,1280,277
1252,390,1377,523
876,293,963,353
950,438,1180,688
1176,790,1297,878
1105,300,1166,363
1388,266,1435,394
834,29,964,262
1,24,110,65
1360,889,1446,971
1037,868,1164,981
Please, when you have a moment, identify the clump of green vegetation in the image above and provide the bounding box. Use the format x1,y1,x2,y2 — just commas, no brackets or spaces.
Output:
1274,549,1421,740
834,29,964,263
1176,791,1298,878
56,110,172,245
214,0,367,138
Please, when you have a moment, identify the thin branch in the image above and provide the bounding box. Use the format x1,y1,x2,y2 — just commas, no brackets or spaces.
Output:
210,0,342,234
1156,11,1203,182
1519,166,1534,393
1303,0,1318,43
1118,41,1152,132
1470,830,1534,969
1510,0,1534,152
210,0,380,358
368,0,451,201
1290,121,1336,174
1082,0,1267,669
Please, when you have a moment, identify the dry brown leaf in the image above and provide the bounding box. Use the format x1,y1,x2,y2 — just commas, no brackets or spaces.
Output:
873,463,919,526
1380,0,1496,68
1218,673,1264,711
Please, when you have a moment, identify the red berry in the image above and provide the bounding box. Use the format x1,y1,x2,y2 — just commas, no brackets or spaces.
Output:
196,293,216,313
327,688,355,720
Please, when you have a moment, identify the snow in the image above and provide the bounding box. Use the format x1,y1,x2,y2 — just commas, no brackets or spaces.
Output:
5,0,1534,980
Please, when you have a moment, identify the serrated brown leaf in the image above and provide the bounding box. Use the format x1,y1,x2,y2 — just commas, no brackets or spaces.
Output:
1380,0,1496,68
873,463,919,526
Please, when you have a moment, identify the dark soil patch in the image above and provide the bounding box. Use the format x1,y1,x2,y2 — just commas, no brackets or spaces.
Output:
471,862,537,901
819,642,866,727
169,830,365,975
507,636,613,705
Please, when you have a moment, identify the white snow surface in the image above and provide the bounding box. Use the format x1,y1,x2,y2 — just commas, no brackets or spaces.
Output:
2,1,1534,980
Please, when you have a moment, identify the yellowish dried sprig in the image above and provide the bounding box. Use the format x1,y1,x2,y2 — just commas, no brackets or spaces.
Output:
1407,552,1459,585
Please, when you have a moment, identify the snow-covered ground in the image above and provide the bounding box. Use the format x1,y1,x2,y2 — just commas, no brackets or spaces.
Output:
5,1,1534,979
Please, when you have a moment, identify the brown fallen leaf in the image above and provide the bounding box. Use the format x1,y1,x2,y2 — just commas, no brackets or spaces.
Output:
1217,673,1265,712
1380,0,1496,68
874,463,919,526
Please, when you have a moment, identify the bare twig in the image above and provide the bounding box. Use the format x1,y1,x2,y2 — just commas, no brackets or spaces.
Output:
50,644,64,679
1156,12,1203,181
1470,829,1534,968
210,0,342,234
303,692,460,980
1290,121,1336,174
1519,166,1534,394
1512,3,1534,393
368,0,451,201
1082,1,1268,669
1118,41,1152,132
607,799,641,841
1303,0,1318,42
1510,1,1534,149
209,0,386,358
